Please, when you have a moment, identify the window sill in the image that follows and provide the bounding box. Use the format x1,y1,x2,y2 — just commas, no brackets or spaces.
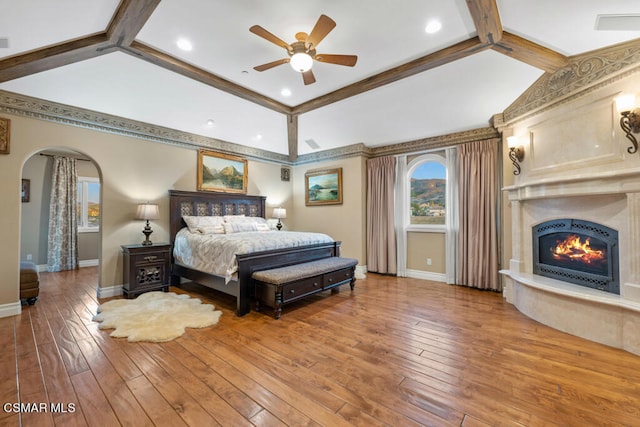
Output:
406,226,446,233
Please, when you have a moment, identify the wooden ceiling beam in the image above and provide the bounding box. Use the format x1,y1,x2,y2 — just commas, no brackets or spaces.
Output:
466,0,503,44
493,31,570,73
287,114,298,162
292,37,490,115
127,41,292,114
0,34,113,83
0,0,159,83
107,0,162,46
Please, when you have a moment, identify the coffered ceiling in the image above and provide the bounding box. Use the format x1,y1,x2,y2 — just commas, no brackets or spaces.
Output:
0,1,638,160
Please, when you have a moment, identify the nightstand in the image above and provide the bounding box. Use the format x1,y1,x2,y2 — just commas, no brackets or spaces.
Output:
121,243,171,298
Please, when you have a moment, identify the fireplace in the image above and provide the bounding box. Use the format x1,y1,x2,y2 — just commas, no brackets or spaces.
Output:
532,219,619,294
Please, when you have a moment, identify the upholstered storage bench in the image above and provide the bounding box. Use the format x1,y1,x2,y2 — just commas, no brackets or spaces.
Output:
20,261,39,305
252,257,357,319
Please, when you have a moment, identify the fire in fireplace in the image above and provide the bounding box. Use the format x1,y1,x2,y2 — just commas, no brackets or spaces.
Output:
532,219,619,294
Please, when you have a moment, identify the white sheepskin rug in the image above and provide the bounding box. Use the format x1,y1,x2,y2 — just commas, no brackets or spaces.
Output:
93,291,222,342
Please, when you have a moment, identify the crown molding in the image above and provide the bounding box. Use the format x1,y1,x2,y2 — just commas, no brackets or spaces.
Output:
0,90,290,164
296,143,372,165
503,37,640,125
370,127,500,157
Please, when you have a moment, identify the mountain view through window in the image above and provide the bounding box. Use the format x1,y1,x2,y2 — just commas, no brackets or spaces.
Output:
410,162,445,225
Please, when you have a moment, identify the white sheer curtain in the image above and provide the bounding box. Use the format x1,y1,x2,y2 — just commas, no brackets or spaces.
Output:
47,156,79,272
366,156,397,274
456,139,500,290
445,147,459,284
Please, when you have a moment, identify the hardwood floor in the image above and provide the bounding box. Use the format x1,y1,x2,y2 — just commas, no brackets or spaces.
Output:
1,267,639,426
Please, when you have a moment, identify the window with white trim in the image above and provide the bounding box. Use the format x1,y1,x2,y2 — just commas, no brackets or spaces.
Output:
408,154,446,229
77,177,100,232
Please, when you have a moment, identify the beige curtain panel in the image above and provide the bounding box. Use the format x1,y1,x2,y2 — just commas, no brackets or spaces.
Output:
366,156,397,274
47,156,79,272
456,139,500,290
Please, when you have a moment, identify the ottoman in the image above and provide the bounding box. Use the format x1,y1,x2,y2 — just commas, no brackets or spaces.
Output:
20,261,39,305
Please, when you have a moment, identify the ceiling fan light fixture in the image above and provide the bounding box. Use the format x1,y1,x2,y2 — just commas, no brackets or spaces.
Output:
290,52,313,72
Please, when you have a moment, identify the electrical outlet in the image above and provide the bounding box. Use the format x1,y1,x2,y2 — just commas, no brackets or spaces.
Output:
26,254,32,261
426,258,432,266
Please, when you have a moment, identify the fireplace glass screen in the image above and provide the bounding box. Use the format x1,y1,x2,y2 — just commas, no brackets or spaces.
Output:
532,219,619,294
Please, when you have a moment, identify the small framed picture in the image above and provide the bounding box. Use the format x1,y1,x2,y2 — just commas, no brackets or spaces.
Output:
281,167,290,182
21,179,30,203
0,117,10,155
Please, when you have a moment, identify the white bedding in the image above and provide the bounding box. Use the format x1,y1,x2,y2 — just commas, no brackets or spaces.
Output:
173,228,334,283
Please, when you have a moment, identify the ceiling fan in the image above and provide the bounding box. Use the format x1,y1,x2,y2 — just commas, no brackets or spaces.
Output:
250,14,357,85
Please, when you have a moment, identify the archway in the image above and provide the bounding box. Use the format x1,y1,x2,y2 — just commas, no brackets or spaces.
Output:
20,148,103,283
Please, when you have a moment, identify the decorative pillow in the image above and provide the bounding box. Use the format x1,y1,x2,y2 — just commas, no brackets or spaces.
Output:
182,215,224,233
223,214,246,223
255,222,270,231
223,222,259,234
197,225,225,234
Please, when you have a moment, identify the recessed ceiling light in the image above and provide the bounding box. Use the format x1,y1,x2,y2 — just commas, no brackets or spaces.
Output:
281,88,292,97
206,119,215,126
425,20,442,34
254,134,263,141
176,38,193,51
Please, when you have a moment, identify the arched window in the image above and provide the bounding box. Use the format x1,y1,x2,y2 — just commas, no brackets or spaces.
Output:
407,154,446,229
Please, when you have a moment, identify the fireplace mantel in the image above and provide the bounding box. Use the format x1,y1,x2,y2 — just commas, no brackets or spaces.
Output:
503,168,640,202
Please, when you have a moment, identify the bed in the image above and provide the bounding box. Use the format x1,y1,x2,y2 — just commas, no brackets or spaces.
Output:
169,190,341,316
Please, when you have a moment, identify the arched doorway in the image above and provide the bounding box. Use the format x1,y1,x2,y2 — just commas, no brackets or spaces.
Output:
20,148,102,278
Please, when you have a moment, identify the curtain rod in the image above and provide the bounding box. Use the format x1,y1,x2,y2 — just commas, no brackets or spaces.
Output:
39,153,92,162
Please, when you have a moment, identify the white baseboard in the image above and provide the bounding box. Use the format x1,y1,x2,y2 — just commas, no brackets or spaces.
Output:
79,259,99,268
406,269,447,283
97,285,123,299
0,301,22,318
35,259,99,272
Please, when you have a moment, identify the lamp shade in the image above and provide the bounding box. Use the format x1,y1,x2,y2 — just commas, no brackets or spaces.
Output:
616,94,636,113
507,136,519,148
136,204,160,220
272,207,287,219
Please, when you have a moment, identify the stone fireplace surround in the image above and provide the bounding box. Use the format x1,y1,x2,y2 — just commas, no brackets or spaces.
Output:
501,170,640,356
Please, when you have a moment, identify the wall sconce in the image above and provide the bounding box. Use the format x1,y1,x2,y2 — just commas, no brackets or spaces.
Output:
136,203,160,245
615,94,640,154
507,136,525,175
272,207,287,231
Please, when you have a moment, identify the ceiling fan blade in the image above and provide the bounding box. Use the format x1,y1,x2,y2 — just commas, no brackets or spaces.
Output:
249,25,291,50
302,69,316,85
253,58,290,72
315,54,358,67
306,14,336,48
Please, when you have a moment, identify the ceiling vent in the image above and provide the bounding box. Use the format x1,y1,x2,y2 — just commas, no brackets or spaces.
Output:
305,139,321,150
0,38,8,48
595,14,640,31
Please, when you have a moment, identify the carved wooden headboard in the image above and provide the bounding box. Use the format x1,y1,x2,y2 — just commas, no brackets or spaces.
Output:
168,190,267,248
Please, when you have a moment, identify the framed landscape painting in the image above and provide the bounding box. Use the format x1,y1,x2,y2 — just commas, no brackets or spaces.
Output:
305,168,343,206
197,150,247,193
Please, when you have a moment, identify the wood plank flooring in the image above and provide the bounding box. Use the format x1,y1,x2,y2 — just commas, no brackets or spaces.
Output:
1,267,639,426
